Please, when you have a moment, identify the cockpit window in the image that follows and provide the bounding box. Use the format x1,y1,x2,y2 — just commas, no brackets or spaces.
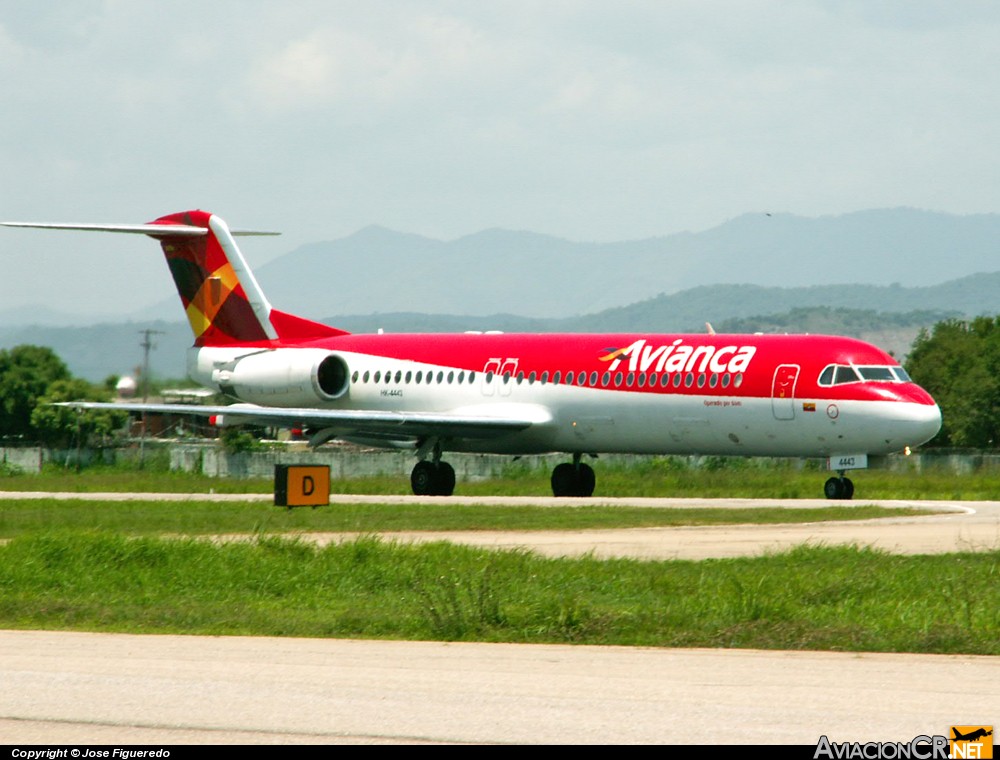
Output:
834,366,862,385
858,366,895,382
819,363,910,386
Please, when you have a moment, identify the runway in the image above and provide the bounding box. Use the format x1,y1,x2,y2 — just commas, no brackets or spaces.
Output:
1,494,997,745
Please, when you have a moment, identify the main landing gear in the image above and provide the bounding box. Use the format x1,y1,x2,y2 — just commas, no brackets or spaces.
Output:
411,459,456,496
410,439,455,496
551,453,596,497
824,472,854,500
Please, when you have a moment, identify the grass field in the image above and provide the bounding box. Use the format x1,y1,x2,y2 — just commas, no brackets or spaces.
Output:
0,458,997,654
0,498,935,538
0,533,996,654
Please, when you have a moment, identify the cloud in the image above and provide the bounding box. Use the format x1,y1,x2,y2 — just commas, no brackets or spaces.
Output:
2,1,1000,318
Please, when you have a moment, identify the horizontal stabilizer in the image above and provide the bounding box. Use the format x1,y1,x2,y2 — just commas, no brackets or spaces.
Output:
1,222,278,237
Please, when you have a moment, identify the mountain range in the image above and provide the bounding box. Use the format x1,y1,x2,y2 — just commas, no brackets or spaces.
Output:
1,207,998,380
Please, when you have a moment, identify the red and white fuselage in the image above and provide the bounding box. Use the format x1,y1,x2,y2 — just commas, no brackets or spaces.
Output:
188,331,940,459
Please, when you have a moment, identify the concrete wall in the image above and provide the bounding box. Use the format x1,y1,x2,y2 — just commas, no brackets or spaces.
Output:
0,447,44,474
170,444,645,480
4,443,1000,479
165,443,1000,480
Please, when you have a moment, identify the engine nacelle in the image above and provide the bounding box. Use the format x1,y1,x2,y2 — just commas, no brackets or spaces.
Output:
196,348,350,406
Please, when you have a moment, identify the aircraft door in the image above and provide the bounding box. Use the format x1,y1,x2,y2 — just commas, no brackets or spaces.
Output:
498,359,518,397
481,358,501,396
771,364,800,420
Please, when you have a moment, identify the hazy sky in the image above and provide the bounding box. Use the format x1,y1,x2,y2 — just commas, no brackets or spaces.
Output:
2,1,999,317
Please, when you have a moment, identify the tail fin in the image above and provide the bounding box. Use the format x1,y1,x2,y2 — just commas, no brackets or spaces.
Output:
150,210,279,344
4,210,348,345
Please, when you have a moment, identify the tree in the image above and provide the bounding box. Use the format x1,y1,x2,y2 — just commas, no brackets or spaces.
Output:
30,378,128,449
906,317,1000,448
0,345,71,440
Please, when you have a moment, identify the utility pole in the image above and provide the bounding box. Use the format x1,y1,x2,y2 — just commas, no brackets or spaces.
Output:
139,329,164,402
138,329,164,465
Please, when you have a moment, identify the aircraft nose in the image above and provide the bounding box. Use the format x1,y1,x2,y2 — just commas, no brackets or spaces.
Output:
906,401,942,447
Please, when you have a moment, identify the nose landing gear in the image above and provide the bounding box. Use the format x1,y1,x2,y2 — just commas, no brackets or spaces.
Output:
824,472,854,500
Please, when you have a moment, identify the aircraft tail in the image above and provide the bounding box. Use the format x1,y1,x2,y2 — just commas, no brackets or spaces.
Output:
149,210,347,345
4,210,347,346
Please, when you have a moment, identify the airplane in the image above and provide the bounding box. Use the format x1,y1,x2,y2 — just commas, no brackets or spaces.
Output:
2,210,942,498
953,728,993,742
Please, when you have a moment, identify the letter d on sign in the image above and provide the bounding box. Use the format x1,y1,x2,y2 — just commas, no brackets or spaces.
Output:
274,465,330,508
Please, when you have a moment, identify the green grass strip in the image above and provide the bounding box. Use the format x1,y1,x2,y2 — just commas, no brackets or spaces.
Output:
0,533,996,654
0,499,932,539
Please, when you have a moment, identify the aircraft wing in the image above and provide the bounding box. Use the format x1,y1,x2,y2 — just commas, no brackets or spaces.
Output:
57,401,541,441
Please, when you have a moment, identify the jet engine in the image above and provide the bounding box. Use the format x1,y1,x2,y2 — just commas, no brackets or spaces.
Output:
200,348,351,406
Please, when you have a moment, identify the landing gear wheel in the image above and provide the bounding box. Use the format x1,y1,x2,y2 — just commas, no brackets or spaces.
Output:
411,461,437,496
551,463,576,497
841,477,854,500
550,462,596,497
410,460,456,496
576,463,596,497
435,461,456,496
823,476,854,500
